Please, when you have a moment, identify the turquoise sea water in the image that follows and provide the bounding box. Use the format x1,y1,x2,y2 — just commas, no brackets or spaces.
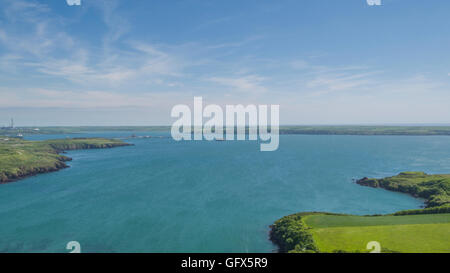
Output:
1,133,450,253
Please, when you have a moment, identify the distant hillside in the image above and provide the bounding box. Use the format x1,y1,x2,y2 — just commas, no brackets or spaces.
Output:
279,126,450,135
3,125,450,136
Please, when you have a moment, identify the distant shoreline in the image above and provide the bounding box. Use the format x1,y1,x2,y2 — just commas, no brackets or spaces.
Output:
3,125,450,137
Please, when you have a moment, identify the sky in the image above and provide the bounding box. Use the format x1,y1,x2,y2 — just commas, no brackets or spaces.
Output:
0,0,449,126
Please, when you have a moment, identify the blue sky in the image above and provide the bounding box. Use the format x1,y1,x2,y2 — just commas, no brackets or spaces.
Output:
0,0,449,126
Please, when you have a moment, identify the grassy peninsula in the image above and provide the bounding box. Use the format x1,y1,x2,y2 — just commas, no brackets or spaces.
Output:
357,172,450,210
270,172,450,253
0,137,131,183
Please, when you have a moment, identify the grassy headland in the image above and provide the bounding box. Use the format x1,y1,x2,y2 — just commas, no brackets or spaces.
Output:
0,137,131,183
270,172,450,253
357,172,450,210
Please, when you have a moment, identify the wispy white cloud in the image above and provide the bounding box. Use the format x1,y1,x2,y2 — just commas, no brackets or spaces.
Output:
208,74,267,93
93,0,130,45
0,0,449,125
27,42,184,86
306,71,378,94
376,74,445,97
1,0,50,22
0,0,188,90
0,87,192,109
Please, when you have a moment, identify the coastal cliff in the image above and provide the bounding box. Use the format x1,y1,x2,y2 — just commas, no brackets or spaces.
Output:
356,172,450,209
0,137,132,183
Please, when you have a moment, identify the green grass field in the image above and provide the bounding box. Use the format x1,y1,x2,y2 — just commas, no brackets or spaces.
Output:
304,213,450,228
304,214,450,253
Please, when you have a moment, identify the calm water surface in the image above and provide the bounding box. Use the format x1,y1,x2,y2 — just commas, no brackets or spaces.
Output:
1,133,450,252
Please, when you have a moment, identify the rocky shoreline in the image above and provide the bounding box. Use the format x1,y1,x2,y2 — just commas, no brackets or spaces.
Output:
355,172,450,208
0,159,70,184
0,138,133,184
48,142,132,153
355,176,424,197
